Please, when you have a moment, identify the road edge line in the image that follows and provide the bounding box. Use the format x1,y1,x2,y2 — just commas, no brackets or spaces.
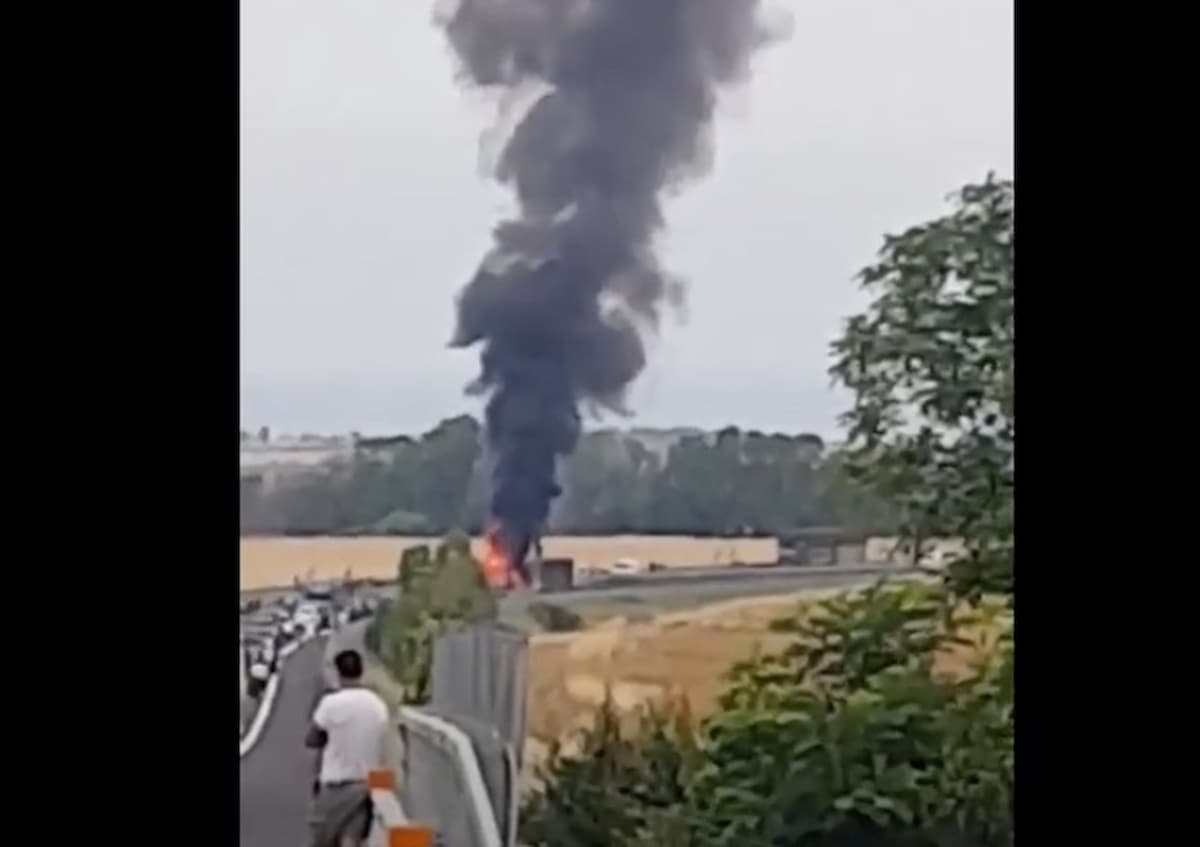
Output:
239,632,314,758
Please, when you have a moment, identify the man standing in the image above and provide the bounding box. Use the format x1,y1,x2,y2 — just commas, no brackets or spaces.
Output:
305,649,389,847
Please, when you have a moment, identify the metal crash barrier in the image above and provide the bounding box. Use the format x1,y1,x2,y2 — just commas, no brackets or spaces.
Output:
367,768,434,847
398,707,506,847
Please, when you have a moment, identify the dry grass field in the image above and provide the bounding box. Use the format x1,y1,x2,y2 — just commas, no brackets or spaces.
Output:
239,535,780,591
524,590,831,749
353,579,1003,794
521,585,1006,766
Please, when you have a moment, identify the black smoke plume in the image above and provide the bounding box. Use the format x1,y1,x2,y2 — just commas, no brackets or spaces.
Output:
440,0,784,562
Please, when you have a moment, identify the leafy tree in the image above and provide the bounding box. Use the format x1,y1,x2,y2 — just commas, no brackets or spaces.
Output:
830,177,1014,600
814,450,899,536
691,581,1012,847
370,508,435,536
554,431,660,532
375,535,497,703
411,415,482,530
270,472,349,535
239,417,886,538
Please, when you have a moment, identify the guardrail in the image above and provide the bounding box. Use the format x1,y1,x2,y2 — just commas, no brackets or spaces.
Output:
398,707,505,847
367,768,434,847
311,620,506,845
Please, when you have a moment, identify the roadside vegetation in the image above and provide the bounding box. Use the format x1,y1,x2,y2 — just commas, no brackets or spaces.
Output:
520,177,1014,846
365,531,498,704
355,177,1013,845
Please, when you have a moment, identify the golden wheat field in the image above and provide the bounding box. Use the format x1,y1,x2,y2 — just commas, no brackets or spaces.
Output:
520,586,1007,770
239,535,780,591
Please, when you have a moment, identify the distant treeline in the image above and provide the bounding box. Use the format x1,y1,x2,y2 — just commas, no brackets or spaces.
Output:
239,416,896,538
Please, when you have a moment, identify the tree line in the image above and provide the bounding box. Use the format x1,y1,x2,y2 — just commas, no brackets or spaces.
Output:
240,420,898,538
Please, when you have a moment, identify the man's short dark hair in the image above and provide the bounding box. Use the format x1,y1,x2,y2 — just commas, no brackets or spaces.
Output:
333,649,363,680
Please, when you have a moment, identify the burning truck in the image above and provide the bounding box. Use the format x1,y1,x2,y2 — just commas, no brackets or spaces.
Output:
479,522,544,592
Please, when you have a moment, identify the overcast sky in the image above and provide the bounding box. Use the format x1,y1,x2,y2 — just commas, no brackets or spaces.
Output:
240,0,1013,439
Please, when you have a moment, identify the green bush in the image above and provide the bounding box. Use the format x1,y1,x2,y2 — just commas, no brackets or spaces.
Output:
520,697,701,847
371,508,435,536
373,536,498,704
692,580,1012,847
527,601,584,633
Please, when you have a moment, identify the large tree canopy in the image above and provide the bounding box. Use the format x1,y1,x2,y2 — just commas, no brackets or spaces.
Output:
831,176,1014,599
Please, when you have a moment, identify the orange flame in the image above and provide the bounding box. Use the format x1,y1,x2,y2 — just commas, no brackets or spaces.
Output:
480,523,526,590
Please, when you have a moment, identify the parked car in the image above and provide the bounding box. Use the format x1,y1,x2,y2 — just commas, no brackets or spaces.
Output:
293,602,324,627
301,582,334,601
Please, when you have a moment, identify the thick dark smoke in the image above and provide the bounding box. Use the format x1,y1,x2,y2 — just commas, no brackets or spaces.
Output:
440,0,784,561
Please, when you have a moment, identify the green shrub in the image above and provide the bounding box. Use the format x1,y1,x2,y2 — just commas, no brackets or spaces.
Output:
371,508,435,535
527,601,584,633
520,697,701,847
374,536,498,704
692,580,1012,847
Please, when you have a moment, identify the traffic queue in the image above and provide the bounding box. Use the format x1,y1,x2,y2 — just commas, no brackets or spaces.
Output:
239,583,378,701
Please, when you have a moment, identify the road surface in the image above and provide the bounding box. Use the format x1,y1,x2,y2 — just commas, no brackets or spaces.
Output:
500,565,919,618
240,626,375,847
239,636,325,847
241,562,915,605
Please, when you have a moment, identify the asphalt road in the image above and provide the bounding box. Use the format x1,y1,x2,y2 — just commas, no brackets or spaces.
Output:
241,562,915,604
239,636,326,847
500,564,918,617
239,625,377,847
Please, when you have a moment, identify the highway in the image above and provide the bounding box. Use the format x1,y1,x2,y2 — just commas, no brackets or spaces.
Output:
241,562,915,605
239,626,372,847
239,636,325,847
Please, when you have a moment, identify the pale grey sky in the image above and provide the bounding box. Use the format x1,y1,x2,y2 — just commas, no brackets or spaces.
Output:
239,0,1013,439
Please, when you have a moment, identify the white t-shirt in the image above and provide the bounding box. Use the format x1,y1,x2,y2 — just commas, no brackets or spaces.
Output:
312,687,389,783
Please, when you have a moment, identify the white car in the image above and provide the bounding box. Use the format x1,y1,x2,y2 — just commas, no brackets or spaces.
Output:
608,558,644,576
293,602,322,625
